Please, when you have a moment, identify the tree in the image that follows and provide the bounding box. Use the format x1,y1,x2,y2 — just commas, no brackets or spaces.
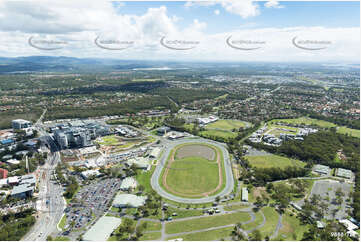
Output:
249,230,262,241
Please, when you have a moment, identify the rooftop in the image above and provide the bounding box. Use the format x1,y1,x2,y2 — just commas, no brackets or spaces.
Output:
83,216,122,241
113,194,147,208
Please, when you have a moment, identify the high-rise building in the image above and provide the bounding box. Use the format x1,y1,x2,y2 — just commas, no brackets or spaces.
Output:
12,119,32,130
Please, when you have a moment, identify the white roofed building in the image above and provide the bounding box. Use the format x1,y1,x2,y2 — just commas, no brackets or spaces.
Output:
112,194,147,208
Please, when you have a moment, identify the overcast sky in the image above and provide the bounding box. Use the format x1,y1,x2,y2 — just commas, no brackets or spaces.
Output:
0,0,359,63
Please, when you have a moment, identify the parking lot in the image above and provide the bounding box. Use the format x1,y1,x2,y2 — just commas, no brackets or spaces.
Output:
61,178,122,238
297,179,352,220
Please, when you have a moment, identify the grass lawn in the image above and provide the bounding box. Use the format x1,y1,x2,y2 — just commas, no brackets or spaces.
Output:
245,154,305,169
269,117,336,128
166,207,204,219
224,204,250,211
139,220,162,231
167,227,234,241
274,211,309,240
260,207,279,237
97,135,121,146
136,166,156,194
58,214,67,231
242,210,264,231
139,232,162,240
165,212,251,234
54,237,70,241
338,126,360,138
205,119,246,131
267,124,299,137
200,129,237,139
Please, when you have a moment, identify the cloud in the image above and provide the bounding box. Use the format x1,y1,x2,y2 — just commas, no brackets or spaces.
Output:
264,0,284,9
0,1,358,62
185,0,259,18
214,9,220,15
219,0,260,18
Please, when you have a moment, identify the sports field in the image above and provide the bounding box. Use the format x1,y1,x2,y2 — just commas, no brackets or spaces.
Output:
161,143,225,198
269,117,359,138
245,154,305,169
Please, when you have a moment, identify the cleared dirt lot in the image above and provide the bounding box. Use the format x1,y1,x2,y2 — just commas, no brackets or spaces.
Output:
175,144,216,161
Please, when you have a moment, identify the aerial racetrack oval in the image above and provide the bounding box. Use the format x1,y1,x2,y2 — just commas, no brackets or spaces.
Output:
151,138,234,204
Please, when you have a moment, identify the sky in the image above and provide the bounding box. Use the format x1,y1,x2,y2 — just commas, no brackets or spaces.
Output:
0,0,359,63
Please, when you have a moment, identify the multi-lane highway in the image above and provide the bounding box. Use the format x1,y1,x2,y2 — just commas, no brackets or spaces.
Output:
23,111,65,241
151,138,234,204
23,152,65,241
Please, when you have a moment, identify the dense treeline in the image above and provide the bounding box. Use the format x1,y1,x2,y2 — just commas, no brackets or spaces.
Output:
242,166,310,186
45,96,174,120
246,130,360,171
40,81,169,96
0,208,36,241
150,88,227,104
63,176,79,200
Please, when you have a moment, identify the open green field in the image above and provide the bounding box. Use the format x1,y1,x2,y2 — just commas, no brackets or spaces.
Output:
97,135,121,145
165,207,204,219
199,129,237,139
165,212,251,234
243,210,264,231
260,207,279,237
167,227,234,241
274,211,310,240
161,143,226,198
205,119,247,131
223,204,250,211
268,117,359,138
139,232,161,240
245,154,305,169
139,220,162,231
266,124,299,137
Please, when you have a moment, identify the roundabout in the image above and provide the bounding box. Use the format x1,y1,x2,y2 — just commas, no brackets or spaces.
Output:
151,138,234,204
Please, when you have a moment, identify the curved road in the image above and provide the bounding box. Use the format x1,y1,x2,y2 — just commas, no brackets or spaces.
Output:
151,138,234,204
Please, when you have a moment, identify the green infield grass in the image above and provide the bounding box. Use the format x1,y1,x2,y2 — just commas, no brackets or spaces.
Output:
161,143,226,198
